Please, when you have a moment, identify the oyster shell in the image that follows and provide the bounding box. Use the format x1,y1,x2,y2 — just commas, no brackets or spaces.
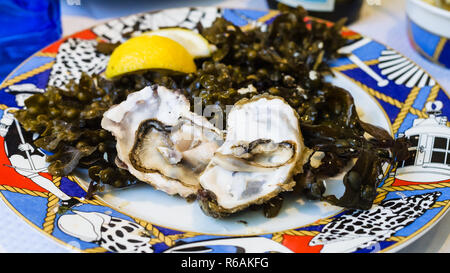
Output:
101,85,223,198
198,94,308,217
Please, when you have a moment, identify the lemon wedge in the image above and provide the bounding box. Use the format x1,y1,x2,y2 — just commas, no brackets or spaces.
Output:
105,35,197,79
142,28,213,58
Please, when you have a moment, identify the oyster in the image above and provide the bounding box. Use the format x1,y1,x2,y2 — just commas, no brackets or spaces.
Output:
101,85,223,198
198,94,309,217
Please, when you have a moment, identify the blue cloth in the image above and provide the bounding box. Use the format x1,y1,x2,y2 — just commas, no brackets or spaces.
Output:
0,0,62,83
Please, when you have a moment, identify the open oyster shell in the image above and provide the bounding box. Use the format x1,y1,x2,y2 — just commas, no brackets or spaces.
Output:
198,94,309,217
101,85,223,199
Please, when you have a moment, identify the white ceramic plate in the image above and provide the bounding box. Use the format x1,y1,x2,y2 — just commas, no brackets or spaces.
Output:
0,7,449,253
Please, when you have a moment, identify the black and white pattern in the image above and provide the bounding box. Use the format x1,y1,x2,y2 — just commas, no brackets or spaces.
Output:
309,192,441,252
338,38,389,87
58,210,154,253
98,216,153,253
378,50,435,88
47,7,222,89
92,7,222,44
47,38,109,88
4,83,45,107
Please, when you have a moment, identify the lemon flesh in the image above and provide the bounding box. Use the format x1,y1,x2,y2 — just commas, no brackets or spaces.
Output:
105,35,197,79
142,28,213,58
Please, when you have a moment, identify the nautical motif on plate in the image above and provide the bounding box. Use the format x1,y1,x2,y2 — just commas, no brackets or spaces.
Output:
4,83,45,107
0,104,154,252
0,7,449,253
274,101,450,253
395,101,450,182
92,7,222,44
47,38,109,88
307,191,441,253
338,38,389,87
377,50,435,88
58,210,154,253
336,38,436,89
48,7,224,89
0,107,78,205
0,114,153,251
119,101,449,254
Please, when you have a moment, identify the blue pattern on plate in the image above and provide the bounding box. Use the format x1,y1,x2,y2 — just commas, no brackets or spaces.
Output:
8,57,54,79
1,191,49,229
0,7,448,254
59,177,87,198
411,86,432,110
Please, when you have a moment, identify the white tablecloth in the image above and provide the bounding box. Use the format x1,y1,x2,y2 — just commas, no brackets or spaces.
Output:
1,0,448,253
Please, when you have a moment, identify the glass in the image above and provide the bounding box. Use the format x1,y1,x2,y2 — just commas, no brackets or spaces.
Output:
0,0,62,82
433,137,448,150
409,135,420,147
431,151,446,164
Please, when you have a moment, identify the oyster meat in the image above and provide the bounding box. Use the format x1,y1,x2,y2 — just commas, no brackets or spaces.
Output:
101,85,223,198
198,94,308,217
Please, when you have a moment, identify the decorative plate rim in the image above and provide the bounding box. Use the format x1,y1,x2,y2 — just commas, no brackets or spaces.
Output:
0,6,449,253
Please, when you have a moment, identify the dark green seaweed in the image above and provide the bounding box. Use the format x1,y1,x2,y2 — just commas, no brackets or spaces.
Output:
14,4,409,213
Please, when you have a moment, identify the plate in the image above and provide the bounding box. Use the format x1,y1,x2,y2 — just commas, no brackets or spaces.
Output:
0,7,449,253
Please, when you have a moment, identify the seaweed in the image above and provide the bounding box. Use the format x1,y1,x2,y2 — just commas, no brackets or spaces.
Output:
13,4,408,212
15,73,138,190
295,84,410,209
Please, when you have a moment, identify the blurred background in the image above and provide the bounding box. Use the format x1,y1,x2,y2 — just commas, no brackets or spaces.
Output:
0,0,449,253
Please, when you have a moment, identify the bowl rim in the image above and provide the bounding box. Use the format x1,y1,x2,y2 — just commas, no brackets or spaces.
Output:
408,0,450,18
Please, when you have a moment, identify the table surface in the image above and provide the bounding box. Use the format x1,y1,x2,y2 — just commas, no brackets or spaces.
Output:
0,0,448,253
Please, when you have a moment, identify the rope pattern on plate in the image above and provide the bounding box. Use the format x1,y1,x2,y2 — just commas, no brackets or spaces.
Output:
147,232,199,246
373,176,396,204
42,176,61,234
422,84,441,112
240,10,280,31
332,59,379,71
349,78,403,108
40,176,115,236
432,200,450,209
432,37,447,62
0,61,54,89
131,217,176,247
131,217,199,247
35,52,57,58
0,184,48,197
347,78,435,125
0,9,447,253
392,86,421,133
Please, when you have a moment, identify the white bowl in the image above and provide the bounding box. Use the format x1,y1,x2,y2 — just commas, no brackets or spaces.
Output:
406,0,450,67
